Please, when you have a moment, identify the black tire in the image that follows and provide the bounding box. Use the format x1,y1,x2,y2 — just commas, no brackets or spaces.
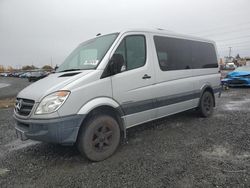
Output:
198,91,214,117
77,115,120,161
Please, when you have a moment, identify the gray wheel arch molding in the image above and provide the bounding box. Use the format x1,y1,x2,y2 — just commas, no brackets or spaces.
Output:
77,97,126,137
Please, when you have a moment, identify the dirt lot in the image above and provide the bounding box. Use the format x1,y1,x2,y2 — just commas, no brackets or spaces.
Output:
0,78,249,187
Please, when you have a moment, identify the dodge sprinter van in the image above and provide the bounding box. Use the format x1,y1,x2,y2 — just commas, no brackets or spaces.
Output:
14,29,221,161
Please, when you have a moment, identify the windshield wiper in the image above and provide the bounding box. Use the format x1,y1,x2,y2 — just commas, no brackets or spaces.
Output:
58,69,81,73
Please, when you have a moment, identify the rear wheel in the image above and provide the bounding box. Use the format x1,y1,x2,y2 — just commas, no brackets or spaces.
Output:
77,115,120,161
198,91,214,117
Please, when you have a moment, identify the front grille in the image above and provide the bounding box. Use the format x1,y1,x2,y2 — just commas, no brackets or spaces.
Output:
15,98,35,116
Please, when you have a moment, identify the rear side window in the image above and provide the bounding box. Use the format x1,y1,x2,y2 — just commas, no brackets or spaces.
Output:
114,35,146,72
191,41,218,68
154,36,218,71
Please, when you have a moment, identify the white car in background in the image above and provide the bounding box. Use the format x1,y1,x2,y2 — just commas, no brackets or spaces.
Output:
225,62,237,70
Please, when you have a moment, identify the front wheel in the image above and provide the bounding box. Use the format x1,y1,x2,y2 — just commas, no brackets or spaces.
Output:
198,91,214,117
77,115,120,161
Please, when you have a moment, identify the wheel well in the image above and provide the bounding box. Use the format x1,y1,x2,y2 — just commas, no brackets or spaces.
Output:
202,87,215,107
80,105,125,136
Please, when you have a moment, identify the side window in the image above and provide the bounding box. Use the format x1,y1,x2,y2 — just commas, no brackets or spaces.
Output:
113,35,146,72
191,42,218,68
154,36,192,71
154,36,218,71
157,52,168,71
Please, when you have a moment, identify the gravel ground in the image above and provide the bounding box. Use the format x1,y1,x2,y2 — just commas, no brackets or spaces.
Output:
0,77,30,99
0,79,249,187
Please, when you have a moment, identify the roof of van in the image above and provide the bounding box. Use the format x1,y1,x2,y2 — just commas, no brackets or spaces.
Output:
117,28,215,44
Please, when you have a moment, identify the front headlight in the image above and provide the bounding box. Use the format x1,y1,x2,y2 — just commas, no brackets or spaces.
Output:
35,91,70,114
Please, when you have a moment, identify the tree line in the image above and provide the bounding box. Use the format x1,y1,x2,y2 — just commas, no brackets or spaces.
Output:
0,65,54,72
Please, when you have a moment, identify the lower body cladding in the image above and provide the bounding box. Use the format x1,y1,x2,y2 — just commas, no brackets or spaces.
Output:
121,87,221,127
14,114,85,145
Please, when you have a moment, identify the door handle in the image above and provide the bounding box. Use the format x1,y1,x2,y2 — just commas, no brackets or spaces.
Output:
142,74,151,79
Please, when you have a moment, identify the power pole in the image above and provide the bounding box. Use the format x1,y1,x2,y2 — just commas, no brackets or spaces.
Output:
50,56,53,67
228,47,232,58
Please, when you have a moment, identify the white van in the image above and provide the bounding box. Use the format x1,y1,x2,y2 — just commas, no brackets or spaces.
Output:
14,29,221,161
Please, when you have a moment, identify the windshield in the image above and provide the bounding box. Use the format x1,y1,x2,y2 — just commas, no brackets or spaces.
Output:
57,33,119,72
235,66,250,72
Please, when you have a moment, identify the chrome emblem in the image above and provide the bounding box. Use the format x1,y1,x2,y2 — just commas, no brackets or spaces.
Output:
16,99,23,112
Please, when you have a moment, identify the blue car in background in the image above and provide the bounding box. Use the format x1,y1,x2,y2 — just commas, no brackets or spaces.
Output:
221,66,250,87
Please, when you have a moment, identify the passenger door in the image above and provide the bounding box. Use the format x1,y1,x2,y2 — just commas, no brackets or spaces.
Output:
110,33,156,128
151,35,196,118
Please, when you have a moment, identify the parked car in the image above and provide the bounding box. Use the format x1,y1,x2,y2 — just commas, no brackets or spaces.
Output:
14,29,221,161
225,62,237,70
0,72,10,77
28,71,48,82
19,72,31,78
13,72,24,77
221,66,250,87
8,72,14,77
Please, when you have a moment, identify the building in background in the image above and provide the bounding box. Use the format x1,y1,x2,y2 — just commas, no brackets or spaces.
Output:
246,57,250,66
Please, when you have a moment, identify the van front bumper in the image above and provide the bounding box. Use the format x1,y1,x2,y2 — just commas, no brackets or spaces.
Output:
13,114,85,145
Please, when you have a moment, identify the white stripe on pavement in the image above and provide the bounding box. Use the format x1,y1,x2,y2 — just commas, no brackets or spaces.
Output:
0,83,10,89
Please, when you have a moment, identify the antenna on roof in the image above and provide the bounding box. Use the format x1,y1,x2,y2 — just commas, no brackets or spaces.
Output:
96,33,101,36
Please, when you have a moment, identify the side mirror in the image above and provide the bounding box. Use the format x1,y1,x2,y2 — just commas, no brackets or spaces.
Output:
109,54,124,75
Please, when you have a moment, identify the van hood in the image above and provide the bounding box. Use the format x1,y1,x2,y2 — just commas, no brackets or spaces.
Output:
17,70,93,102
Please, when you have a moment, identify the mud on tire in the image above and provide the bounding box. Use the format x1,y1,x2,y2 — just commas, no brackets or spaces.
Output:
198,91,214,117
77,115,120,161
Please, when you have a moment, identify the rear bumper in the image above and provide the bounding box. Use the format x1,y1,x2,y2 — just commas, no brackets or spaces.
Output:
13,114,85,145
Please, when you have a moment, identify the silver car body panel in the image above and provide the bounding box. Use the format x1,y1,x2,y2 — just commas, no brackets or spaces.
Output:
17,70,93,102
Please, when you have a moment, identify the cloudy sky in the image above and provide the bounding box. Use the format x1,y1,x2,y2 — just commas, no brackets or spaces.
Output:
1,0,250,68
